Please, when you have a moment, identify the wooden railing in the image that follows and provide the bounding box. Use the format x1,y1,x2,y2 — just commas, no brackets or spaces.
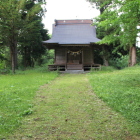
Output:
48,65,65,71
48,64,101,71
83,64,101,71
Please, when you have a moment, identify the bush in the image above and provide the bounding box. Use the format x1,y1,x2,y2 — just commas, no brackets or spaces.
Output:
100,66,116,71
33,65,49,73
0,61,5,69
137,49,140,65
0,61,10,74
90,66,116,73
109,55,129,69
42,50,54,65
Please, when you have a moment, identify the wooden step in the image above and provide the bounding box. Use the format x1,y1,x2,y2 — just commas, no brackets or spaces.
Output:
67,64,83,70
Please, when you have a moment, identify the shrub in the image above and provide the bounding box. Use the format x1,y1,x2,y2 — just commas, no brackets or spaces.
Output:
109,55,129,69
100,66,116,71
0,61,5,69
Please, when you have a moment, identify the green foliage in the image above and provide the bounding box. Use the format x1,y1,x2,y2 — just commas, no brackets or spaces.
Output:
0,61,5,69
42,50,55,65
109,55,129,69
89,0,139,66
89,66,140,134
0,59,10,74
97,0,140,49
100,66,116,71
91,66,116,73
19,22,49,67
118,0,140,48
18,1,49,68
0,0,48,72
137,48,140,64
0,69,58,138
19,108,33,116
87,0,112,13
28,65,49,73
98,10,120,44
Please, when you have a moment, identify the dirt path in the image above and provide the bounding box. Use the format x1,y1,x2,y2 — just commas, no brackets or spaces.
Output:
9,74,137,140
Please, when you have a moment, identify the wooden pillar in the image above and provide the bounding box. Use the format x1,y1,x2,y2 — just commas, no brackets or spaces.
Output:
65,48,67,70
82,47,84,70
92,46,94,64
54,48,56,64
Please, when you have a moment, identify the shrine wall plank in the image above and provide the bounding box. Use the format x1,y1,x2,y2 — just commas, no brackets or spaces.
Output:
83,48,93,64
55,48,66,64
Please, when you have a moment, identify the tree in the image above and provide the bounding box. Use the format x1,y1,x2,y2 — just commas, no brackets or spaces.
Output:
87,0,140,66
87,0,112,14
87,0,114,66
19,22,49,67
97,0,140,66
119,0,140,66
18,1,49,67
0,0,44,73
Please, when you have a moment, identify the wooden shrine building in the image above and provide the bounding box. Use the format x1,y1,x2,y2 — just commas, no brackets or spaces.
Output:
43,19,101,71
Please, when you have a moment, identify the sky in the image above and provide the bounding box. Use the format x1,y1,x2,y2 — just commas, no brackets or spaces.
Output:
42,0,100,34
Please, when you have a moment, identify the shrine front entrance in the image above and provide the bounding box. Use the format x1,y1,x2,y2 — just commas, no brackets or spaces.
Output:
67,49,83,70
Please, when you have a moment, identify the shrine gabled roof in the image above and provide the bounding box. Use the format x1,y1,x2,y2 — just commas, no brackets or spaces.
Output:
43,19,100,45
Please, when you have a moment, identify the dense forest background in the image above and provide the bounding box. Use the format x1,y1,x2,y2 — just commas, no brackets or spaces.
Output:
0,0,52,73
0,0,140,73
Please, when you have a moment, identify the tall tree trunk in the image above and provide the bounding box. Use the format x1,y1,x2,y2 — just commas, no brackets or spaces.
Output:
10,46,16,73
15,46,18,69
100,7,104,14
23,47,27,68
103,56,109,66
102,46,109,66
10,40,17,73
129,46,136,66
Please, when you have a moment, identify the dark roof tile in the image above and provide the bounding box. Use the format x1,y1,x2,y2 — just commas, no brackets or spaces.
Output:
43,19,100,45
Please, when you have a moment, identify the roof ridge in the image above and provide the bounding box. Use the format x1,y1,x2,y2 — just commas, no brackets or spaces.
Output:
55,19,93,26
55,19,92,20
55,23,92,25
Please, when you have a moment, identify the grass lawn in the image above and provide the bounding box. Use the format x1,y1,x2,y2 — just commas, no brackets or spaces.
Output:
0,69,58,138
88,66,140,135
6,73,140,140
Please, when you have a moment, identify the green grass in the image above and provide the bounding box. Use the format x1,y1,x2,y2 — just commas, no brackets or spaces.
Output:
88,66,140,134
1,66,140,139
8,74,137,140
0,69,58,138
